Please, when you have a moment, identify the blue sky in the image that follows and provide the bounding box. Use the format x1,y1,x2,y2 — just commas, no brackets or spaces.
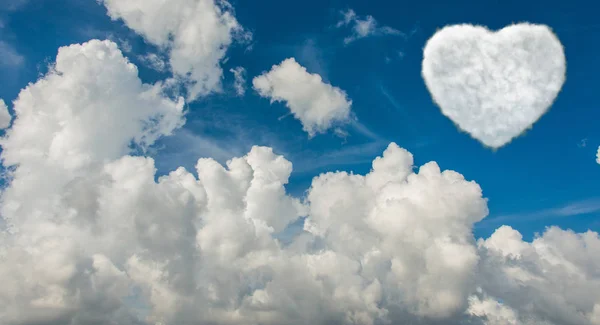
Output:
1,0,598,243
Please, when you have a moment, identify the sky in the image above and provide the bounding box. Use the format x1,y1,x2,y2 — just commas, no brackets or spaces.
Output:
0,0,599,325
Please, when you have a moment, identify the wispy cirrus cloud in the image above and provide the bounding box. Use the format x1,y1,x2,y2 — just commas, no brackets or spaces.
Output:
230,66,247,96
0,40,23,67
291,140,388,174
479,197,600,228
336,9,403,45
138,52,168,72
0,0,29,11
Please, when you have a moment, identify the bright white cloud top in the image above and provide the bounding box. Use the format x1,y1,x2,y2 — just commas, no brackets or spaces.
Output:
597,146,600,164
0,99,11,129
0,1,597,321
422,23,566,149
101,0,250,100
1,40,599,325
0,40,185,172
253,58,352,137
336,9,402,44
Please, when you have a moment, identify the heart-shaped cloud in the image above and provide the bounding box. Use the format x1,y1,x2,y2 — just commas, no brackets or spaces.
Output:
422,23,566,148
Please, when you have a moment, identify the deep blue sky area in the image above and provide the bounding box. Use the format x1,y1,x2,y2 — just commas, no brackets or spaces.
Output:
1,0,599,241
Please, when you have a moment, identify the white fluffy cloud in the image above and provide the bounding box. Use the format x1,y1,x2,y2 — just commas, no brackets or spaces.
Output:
467,292,519,325
230,66,247,96
0,99,11,129
0,39,184,172
422,23,566,149
0,39,187,325
478,226,600,325
253,58,352,136
1,40,599,325
101,0,250,100
336,9,402,44
596,146,599,164
302,143,488,320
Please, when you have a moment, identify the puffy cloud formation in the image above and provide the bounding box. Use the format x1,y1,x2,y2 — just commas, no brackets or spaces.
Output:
230,66,247,96
0,39,188,324
1,40,599,325
0,99,11,129
467,293,519,325
253,58,352,136
301,144,488,321
336,9,402,44
597,146,599,164
101,0,250,100
422,23,566,149
478,226,600,325
0,39,184,171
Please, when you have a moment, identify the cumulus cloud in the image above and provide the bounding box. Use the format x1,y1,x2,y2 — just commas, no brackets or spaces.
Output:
302,143,489,320
0,99,11,129
597,146,600,164
478,226,600,325
100,0,251,100
336,9,402,44
230,66,246,96
1,40,599,325
0,39,185,171
422,23,566,149
0,39,187,324
467,292,519,325
253,58,352,136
